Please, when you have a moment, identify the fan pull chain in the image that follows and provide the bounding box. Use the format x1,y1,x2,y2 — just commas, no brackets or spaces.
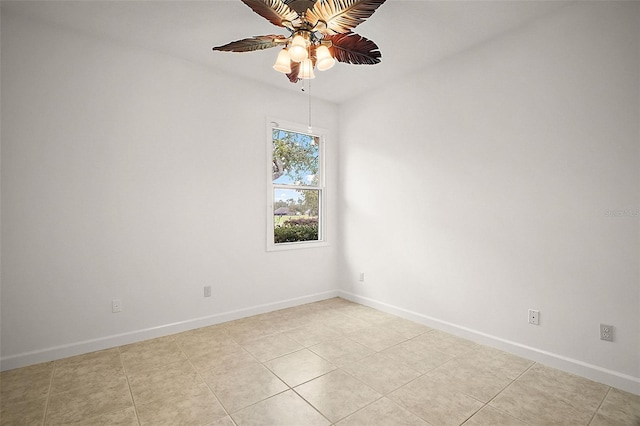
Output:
308,77,312,133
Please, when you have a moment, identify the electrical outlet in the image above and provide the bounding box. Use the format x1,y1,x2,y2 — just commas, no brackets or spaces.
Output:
112,299,122,313
358,272,365,282
204,286,212,298
600,324,613,341
528,309,539,325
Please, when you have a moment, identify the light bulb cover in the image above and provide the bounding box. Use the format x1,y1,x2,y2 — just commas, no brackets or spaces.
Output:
299,58,315,79
273,49,291,73
288,33,309,62
315,45,335,71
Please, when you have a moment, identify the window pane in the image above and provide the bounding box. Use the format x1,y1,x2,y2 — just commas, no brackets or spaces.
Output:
272,129,319,186
273,188,320,243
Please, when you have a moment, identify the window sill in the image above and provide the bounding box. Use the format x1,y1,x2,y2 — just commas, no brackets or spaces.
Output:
267,240,330,252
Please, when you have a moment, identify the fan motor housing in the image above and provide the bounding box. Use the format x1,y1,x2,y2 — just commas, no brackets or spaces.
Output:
288,0,316,14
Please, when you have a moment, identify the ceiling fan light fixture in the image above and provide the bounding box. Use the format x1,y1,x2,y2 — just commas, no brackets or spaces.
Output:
273,49,292,73
299,58,315,79
288,32,310,62
212,0,387,82
315,45,335,71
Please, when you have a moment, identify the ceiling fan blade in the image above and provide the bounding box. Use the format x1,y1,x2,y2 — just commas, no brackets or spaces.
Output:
327,32,381,65
240,0,301,28
286,61,301,83
213,35,288,52
306,0,386,35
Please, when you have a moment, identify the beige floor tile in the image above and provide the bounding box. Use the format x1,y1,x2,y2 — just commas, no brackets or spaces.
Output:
51,348,124,394
590,388,640,426
0,397,47,426
127,359,203,406
322,313,372,335
337,305,397,325
309,337,375,367
45,375,133,425
201,360,287,413
178,323,229,337
264,348,336,387
412,330,477,357
136,382,227,426
52,365,126,399
381,339,452,374
426,358,512,403
314,297,355,309
388,374,484,426
80,406,139,425
119,336,186,374
284,324,342,347
336,397,432,426
455,346,533,380
189,345,255,373
223,316,256,329
378,317,433,339
463,405,528,425
346,326,407,352
282,302,326,315
0,362,54,406
206,415,236,426
277,310,317,328
0,362,54,380
241,333,303,362
174,327,238,359
341,352,421,395
225,319,279,343
232,390,330,426
179,338,243,361
327,301,368,314
257,312,300,334
304,313,340,329
489,381,593,425
516,364,609,413
294,369,382,423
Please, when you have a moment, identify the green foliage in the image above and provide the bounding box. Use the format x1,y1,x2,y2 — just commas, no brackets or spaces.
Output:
301,190,319,216
273,190,319,217
272,129,319,184
274,217,319,243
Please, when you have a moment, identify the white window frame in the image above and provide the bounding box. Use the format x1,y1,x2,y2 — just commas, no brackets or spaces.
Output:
267,118,328,251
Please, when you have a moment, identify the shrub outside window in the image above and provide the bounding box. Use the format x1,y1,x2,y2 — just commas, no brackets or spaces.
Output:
267,120,326,250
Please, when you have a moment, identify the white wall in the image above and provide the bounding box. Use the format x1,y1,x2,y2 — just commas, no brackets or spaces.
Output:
338,1,639,393
2,1,639,395
1,11,339,368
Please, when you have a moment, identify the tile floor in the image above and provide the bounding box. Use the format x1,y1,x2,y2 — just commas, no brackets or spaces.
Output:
1,297,639,425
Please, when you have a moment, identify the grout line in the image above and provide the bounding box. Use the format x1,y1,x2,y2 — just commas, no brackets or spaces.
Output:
587,386,611,425
118,348,142,426
479,361,538,425
289,385,336,424
41,362,56,426
183,341,237,425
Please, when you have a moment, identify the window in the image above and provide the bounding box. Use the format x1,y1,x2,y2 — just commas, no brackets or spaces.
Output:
267,120,326,250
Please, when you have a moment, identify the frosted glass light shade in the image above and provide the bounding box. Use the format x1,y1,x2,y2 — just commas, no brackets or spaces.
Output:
299,58,315,79
315,45,335,71
288,35,308,62
273,49,291,73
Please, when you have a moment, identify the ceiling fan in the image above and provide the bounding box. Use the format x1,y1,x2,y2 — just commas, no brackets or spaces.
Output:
213,0,387,82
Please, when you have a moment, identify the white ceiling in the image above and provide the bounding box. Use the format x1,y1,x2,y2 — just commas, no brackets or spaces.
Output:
1,0,569,104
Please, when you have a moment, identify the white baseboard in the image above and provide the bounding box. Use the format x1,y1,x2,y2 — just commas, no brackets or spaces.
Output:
339,290,640,396
0,290,340,372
